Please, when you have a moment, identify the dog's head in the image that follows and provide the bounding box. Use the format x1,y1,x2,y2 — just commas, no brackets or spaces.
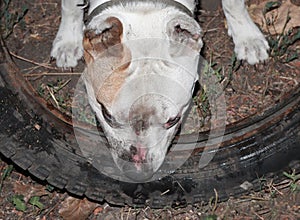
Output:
83,8,202,181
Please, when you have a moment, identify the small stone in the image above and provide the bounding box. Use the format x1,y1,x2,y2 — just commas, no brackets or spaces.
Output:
34,124,41,131
240,181,253,190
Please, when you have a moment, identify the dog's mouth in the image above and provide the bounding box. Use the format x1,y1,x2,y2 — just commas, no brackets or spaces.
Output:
130,144,147,171
112,144,160,182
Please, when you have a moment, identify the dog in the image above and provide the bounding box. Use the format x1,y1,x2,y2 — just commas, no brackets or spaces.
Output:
51,0,269,181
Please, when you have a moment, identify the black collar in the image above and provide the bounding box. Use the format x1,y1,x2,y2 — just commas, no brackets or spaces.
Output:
86,0,194,24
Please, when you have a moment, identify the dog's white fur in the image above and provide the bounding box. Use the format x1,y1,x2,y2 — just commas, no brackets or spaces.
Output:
51,0,269,67
51,0,269,181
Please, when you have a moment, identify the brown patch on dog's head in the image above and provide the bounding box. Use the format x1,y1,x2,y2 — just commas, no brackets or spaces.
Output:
83,17,124,63
83,17,131,107
95,66,129,108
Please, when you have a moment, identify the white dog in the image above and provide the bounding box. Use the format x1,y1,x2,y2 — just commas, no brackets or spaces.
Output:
51,0,269,181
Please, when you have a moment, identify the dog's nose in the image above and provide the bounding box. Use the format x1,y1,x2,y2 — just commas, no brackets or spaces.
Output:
130,145,137,155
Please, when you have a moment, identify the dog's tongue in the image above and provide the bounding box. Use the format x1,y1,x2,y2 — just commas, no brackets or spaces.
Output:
132,145,147,171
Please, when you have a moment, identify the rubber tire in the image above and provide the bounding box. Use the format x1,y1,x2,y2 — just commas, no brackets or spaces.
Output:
0,39,299,208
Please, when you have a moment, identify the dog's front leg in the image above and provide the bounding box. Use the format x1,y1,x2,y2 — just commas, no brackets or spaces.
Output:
222,0,269,64
51,0,84,68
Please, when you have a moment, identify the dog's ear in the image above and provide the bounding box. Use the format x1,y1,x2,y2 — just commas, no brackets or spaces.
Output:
167,16,203,53
83,17,123,64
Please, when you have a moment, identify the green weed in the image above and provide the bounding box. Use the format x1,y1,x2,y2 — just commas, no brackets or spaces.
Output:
45,184,55,193
0,0,28,38
263,2,300,63
10,194,45,212
0,164,13,193
12,195,27,211
283,170,300,192
203,214,218,220
39,79,72,111
29,196,44,210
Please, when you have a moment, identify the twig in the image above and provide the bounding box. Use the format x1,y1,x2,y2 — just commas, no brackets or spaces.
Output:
240,195,269,201
253,210,265,220
57,79,72,92
126,207,131,220
212,188,218,212
279,76,299,86
46,86,60,109
257,208,271,216
22,65,41,74
175,180,185,192
24,72,81,77
204,28,220,34
161,189,170,196
271,184,284,196
262,76,269,99
9,52,57,70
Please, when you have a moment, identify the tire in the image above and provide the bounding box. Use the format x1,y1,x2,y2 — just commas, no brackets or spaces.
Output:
0,38,299,208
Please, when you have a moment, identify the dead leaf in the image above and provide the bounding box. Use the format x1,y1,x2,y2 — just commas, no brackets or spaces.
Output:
13,182,49,202
93,206,103,215
59,197,99,220
290,60,300,72
291,0,300,6
249,0,300,34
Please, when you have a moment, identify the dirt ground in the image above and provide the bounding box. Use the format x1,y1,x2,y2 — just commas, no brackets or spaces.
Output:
0,0,300,219
0,159,299,219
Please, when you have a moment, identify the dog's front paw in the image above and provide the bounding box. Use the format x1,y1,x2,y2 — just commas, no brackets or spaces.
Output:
234,35,269,65
51,36,83,68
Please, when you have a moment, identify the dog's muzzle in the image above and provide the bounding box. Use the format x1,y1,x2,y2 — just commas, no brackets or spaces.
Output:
115,146,155,181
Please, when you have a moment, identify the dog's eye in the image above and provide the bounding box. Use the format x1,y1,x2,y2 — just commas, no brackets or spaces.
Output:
98,102,120,128
164,116,181,129
102,105,113,124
